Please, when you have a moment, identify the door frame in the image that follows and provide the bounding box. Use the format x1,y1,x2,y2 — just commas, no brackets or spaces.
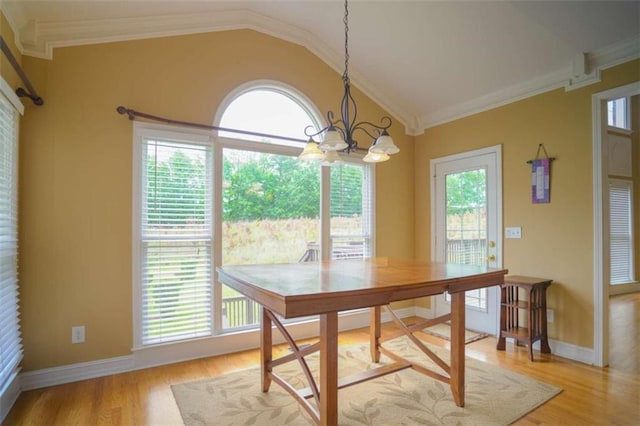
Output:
430,144,503,333
592,81,640,367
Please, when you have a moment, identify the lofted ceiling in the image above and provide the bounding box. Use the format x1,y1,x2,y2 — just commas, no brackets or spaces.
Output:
2,1,639,134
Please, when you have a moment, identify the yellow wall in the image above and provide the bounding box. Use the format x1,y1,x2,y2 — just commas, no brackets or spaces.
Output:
1,13,21,90
415,60,640,348
8,7,639,370
16,29,414,371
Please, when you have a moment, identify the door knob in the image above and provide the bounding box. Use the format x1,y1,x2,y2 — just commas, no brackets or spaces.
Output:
487,255,496,262
488,241,496,248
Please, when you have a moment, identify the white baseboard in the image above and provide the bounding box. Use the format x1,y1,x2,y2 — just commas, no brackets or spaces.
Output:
20,355,134,391
414,306,433,319
16,306,595,397
416,305,595,364
1,372,21,423
19,307,416,392
533,339,594,365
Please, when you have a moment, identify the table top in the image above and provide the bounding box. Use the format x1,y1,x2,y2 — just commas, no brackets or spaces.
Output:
503,275,552,288
217,258,507,318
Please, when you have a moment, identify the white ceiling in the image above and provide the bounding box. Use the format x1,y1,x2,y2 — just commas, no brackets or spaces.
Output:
2,1,639,134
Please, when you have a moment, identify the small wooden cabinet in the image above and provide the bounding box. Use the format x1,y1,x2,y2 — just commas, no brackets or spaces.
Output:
496,275,552,361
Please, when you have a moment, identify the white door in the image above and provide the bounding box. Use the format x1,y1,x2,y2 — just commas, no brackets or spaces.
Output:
431,146,502,334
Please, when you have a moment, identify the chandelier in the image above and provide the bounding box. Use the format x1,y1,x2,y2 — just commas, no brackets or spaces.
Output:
299,0,400,164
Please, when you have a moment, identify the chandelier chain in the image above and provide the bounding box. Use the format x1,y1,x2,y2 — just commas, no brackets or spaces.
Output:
300,0,398,161
343,0,349,84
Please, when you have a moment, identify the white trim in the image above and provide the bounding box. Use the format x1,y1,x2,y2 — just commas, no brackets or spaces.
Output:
131,122,215,349
0,372,20,423
17,308,414,391
11,10,414,135
213,79,325,137
420,67,568,129
609,282,640,296
20,356,135,392
429,144,503,265
414,306,434,320
0,77,24,115
592,81,640,367
14,304,598,393
532,339,594,366
420,37,640,130
7,10,639,136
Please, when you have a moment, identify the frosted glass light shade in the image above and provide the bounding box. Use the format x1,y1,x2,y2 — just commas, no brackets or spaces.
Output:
318,126,348,151
369,130,399,155
322,150,343,166
363,151,390,163
299,140,325,160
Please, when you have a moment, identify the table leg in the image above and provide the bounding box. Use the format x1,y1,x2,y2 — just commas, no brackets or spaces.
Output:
450,292,465,407
370,306,381,362
496,285,506,350
319,312,338,426
539,287,552,354
260,307,272,392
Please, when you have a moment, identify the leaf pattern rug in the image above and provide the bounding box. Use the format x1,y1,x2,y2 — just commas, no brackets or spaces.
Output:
419,323,489,344
171,336,561,425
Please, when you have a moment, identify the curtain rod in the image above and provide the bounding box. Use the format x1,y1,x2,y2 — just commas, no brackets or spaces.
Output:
116,106,308,144
0,36,43,106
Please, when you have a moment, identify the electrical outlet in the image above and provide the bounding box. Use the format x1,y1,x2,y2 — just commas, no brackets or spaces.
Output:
72,326,85,344
547,309,554,323
505,227,522,239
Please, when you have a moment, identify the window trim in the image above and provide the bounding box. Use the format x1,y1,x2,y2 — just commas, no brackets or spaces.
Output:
214,80,325,137
132,86,377,350
0,75,23,422
132,122,215,350
607,96,630,131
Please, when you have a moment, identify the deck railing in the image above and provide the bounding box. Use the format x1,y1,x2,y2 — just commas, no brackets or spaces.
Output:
222,295,260,329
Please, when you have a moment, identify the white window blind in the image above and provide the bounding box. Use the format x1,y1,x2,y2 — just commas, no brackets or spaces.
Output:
609,179,634,285
329,162,372,259
140,139,213,345
0,91,22,397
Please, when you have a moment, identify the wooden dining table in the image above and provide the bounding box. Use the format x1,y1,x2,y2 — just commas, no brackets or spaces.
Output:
217,257,507,425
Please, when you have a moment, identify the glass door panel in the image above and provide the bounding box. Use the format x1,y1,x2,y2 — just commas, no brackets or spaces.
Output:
432,147,501,334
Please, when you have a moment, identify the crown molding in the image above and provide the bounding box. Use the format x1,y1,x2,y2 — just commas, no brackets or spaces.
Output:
8,9,415,135
418,67,569,130
4,6,637,136
419,35,640,130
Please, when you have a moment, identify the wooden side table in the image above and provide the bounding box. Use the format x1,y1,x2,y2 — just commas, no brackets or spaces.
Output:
496,275,552,361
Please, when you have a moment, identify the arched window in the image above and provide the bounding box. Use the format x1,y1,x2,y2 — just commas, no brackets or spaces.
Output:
133,82,374,349
217,83,321,146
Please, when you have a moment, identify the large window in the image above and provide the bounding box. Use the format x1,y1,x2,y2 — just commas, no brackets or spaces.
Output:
137,138,213,345
133,84,375,346
0,79,23,418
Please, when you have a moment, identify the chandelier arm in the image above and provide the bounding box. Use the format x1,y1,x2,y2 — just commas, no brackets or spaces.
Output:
304,125,326,139
350,125,380,141
352,116,394,132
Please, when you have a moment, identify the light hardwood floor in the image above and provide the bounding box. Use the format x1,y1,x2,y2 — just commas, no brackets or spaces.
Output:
5,294,639,425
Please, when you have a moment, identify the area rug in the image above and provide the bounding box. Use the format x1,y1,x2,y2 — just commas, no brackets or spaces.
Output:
171,336,561,425
419,323,489,344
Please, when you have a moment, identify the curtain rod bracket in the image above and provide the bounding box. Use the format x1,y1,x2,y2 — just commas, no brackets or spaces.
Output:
16,87,43,106
0,36,44,106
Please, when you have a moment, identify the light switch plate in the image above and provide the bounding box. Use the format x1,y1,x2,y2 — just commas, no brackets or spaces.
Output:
505,227,522,239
